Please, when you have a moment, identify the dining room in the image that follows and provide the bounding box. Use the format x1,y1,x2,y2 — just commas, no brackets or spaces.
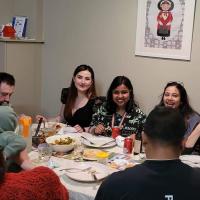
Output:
1,1,200,200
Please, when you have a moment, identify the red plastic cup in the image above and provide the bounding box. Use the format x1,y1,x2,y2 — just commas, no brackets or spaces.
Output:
112,127,120,139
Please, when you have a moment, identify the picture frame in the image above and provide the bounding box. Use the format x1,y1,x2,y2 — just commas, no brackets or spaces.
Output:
135,0,196,60
12,16,28,38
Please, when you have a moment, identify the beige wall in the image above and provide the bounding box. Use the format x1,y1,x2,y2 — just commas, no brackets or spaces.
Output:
0,0,43,40
41,0,200,116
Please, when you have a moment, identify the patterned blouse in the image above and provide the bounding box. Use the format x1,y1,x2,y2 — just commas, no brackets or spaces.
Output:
90,103,146,137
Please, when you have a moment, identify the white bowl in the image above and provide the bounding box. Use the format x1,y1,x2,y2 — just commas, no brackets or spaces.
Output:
46,135,76,152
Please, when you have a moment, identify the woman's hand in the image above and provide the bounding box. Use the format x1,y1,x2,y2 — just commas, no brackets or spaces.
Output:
74,124,84,133
94,124,105,135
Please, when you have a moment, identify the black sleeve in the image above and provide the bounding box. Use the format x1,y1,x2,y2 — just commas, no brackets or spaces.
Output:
60,88,69,104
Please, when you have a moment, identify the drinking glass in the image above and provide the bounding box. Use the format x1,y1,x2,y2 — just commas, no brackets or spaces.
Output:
38,143,52,163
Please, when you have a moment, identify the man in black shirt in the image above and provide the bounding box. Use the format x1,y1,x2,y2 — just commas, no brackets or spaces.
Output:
95,106,200,200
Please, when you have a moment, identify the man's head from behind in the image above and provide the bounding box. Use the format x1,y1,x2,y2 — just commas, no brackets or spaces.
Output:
143,106,186,156
0,72,15,105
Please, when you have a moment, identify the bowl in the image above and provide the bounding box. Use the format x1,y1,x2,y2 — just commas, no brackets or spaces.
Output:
46,135,76,152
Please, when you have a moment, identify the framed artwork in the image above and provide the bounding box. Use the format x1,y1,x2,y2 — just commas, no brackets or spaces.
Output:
12,16,28,38
135,0,196,60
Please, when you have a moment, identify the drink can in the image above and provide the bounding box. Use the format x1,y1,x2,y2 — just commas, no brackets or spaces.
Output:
123,137,133,154
112,127,120,139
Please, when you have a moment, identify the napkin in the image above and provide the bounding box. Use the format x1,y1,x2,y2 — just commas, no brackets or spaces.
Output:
115,136,125,147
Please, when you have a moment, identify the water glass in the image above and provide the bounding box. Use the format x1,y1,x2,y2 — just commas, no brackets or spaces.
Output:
38,143,52,163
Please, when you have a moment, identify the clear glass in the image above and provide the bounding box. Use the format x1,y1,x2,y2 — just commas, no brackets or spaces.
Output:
38,143,52,163
74,141,84,157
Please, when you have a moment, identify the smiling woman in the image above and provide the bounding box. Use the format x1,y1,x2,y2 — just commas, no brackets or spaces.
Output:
36,65,106,133
90,76,146,138
158,81,200,155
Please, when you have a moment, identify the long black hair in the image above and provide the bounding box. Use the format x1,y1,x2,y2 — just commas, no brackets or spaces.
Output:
159,82,198,119
106,76,137,114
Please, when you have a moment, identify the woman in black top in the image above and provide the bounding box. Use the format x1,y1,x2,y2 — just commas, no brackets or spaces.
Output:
37,64,101,132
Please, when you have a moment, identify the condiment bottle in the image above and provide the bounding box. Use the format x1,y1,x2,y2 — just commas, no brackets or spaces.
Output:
19,115,32,152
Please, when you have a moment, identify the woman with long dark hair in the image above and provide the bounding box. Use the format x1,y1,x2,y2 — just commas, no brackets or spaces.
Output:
90,76,146,137
158,81,200,154
37,64,99,132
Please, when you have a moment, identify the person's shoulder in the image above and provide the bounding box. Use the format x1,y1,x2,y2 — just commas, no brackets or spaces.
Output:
106,165,142,183
189,112,200,121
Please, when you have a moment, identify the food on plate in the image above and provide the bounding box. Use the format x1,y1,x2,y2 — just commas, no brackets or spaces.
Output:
107,160,135,170
83,149,109,160
51,137,75,145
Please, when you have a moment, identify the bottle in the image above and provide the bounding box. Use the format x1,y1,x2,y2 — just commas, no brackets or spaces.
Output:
133,131,142,155
19,115,32,152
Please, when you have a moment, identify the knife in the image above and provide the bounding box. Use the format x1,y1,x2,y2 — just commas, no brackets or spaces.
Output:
98,140,115,147
81,136,96,145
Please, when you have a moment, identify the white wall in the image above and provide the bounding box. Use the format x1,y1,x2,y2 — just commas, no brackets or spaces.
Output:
42,0,200,116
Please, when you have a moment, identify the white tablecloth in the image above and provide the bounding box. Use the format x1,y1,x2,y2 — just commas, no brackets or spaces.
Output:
29,144,121,200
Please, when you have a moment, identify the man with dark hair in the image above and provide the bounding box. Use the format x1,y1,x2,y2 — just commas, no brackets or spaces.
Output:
95,106,200,200
0,72,15,105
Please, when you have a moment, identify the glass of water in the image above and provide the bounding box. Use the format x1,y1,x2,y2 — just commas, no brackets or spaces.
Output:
38,143,52,163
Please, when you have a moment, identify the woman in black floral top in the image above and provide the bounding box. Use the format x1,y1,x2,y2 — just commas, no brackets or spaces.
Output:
90,76,146,137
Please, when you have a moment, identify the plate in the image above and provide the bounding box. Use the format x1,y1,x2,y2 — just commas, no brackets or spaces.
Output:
64,162,110,182
63,126,77,133
180,155,200,164
81,135,116,148
82,149,108,161
32,122,66,136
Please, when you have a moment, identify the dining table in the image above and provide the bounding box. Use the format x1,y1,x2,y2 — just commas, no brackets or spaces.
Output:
29,126,200,200
29,131,127,200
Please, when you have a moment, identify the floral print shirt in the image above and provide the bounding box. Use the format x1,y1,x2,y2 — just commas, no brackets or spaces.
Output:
90,103,146,137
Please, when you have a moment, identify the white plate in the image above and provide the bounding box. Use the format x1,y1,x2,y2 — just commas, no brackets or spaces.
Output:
82,149,107,161
81,135,116,148
64,162,110,182
180,155,200,164
31,122,66,136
